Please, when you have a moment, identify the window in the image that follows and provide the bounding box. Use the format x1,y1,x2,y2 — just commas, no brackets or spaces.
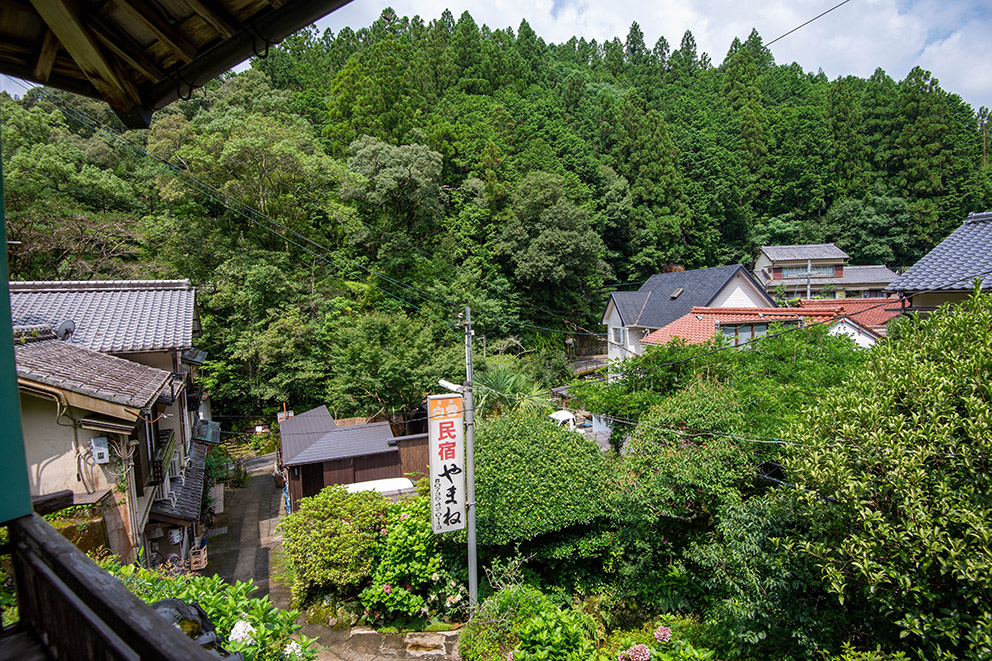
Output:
722,323,770,346
782,265,834,278
613,327,624,345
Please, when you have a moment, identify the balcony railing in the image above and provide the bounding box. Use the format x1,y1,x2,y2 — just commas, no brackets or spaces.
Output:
4,513,215,660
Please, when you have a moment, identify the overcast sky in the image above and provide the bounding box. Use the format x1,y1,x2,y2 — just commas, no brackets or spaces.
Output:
315,0,991,112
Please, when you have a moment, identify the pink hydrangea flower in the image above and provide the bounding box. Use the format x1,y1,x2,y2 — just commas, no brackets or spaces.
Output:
383,584,392,594
654,625,672,643
507,651,515,661
619,644,650,661
400,513,410,521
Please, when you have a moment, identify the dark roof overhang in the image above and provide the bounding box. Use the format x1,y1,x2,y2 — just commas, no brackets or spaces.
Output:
0,0,354,128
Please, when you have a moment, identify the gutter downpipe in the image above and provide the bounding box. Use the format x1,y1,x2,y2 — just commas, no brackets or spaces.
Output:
19,382,93,495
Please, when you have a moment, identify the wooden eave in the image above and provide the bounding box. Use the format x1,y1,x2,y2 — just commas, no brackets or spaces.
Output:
0,0,353,128
18,377,142,422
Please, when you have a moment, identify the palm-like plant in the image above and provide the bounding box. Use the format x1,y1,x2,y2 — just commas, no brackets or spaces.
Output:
472,364,551,419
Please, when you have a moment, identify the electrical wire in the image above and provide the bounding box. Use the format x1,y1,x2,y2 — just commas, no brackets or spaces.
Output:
766,0,855,46
10,78,607,339
6,77,462,333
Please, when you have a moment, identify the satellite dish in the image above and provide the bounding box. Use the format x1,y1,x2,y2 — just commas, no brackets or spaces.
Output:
55,319,75,340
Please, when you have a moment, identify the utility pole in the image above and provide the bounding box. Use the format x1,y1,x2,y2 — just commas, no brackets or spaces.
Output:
806,258,812,299
463,306,478,607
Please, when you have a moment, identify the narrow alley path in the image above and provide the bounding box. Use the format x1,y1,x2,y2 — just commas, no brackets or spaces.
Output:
204,452,289,605
203,451,460,659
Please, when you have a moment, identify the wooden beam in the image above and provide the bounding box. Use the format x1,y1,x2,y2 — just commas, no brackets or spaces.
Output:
110,0,198,62
88,13,163,81
31,490,74,516
179,0,236,40
32,29,60,81
27,0,140,109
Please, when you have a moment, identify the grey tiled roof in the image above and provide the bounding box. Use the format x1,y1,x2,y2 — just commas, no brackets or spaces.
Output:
279,405,337,464
13,327,172,409
760,243,848,261
9,280,196,353
757,265,898,287
886,212,992,293
284,421,397,467
151,441,207,523
604,265,774,330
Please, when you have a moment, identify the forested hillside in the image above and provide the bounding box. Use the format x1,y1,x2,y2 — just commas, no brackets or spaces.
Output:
3,8,990,421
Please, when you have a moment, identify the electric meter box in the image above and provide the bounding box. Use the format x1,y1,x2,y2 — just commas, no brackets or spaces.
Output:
91,437,110,464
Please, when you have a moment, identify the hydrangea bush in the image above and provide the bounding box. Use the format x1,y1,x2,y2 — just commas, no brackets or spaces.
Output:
359,496,468,623
106,562,316,661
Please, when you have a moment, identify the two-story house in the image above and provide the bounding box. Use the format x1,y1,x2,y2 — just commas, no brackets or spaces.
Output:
9,280,216,565
754,243,898,299
601,265,776,363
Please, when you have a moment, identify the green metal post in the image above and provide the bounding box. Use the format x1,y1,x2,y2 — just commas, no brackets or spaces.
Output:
0,139,33,524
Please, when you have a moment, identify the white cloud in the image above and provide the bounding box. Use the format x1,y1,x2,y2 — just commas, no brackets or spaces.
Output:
314,0,991,110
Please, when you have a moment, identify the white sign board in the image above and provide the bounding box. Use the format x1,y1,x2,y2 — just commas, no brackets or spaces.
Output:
428,394,466,533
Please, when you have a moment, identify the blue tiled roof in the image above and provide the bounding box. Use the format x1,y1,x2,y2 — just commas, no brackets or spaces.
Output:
604,265,774,330
886,212,992,293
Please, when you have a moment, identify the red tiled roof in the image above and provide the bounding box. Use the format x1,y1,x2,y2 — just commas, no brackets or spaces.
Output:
641,306,842,346
798,298,903,332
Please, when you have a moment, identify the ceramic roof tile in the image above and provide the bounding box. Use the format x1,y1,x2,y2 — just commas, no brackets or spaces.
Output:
886,212,992,293
799,298,903,331
151,442,207,523
13,327,172,409
605,265,773,330
641,306,841,346
760,243,848,261
9,280,196,353
755,264,898,287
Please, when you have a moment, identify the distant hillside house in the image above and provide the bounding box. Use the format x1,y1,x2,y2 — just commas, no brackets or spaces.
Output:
600,265,775,362
754,244,897,300
641,305,883,350
278,405,428,512
885,211,992,311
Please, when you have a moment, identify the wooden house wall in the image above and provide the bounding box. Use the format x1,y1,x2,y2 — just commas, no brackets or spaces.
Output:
396,435,429,481
287,451,403,511
353,452,402,483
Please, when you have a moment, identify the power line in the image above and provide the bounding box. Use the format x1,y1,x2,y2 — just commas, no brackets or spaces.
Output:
11,78,606,340
767,0,855,47
7,78,462,333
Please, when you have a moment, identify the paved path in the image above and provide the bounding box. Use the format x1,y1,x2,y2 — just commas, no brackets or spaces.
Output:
205,453,286,602
205,452,459,659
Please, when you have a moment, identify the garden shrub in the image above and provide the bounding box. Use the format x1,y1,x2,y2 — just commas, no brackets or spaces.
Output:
595,618,718,661
360,496,468,623
686,491,847,658
278,486,388,604
790,291,992,658
475,413,610,545
106,562,315,660
459,584,555,661
511,607,596,661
